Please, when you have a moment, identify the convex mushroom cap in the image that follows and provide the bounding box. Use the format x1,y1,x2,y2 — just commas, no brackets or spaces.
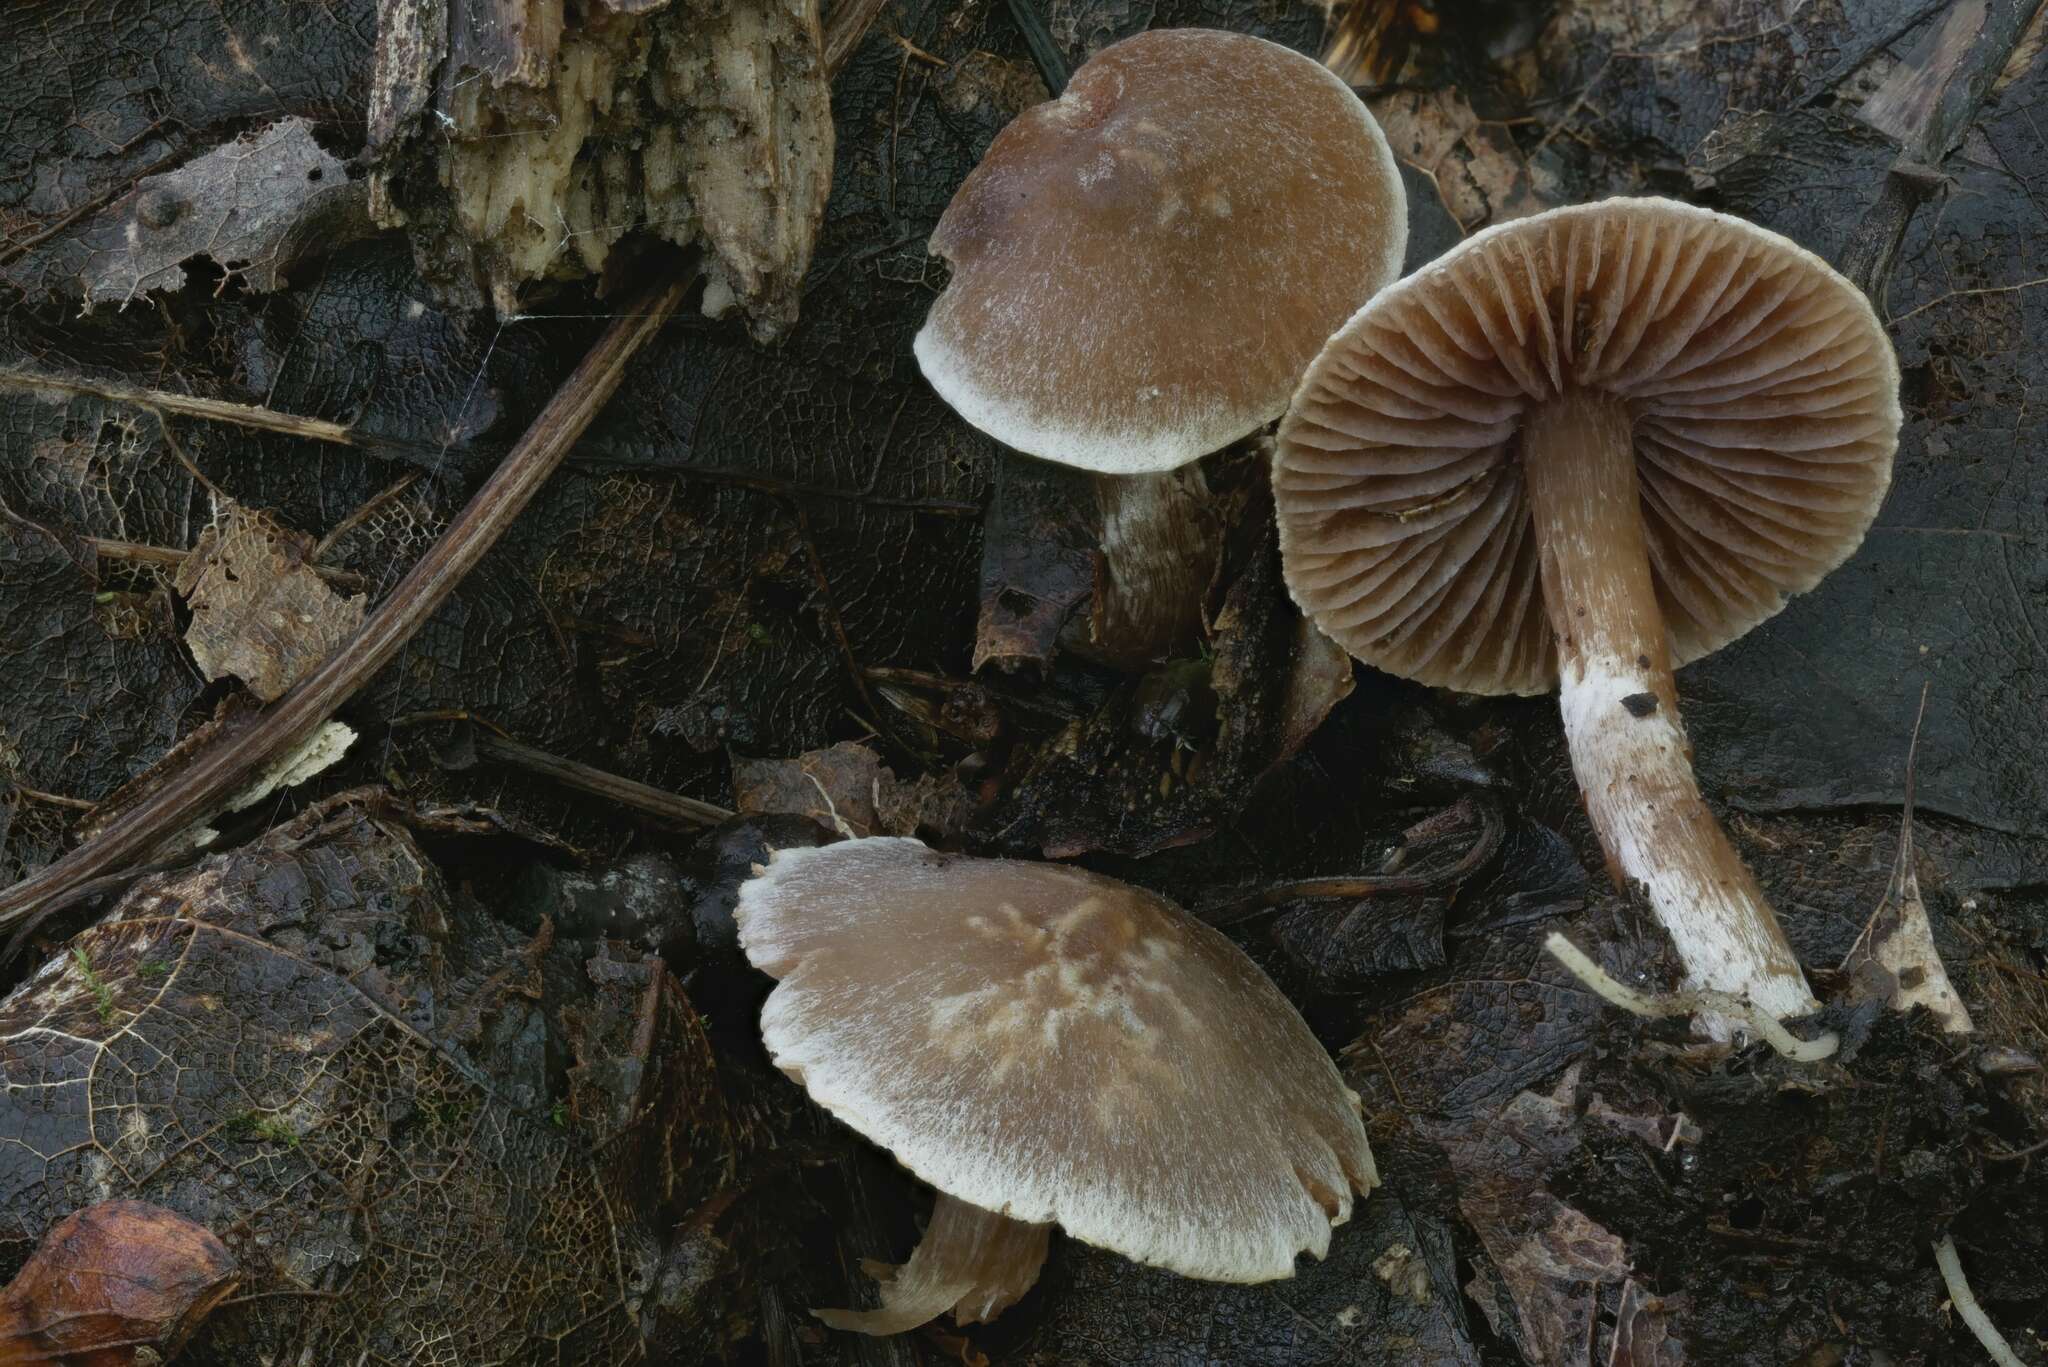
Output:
915,27,1407,474
735,836,1376,1332
1273,198,1900,1024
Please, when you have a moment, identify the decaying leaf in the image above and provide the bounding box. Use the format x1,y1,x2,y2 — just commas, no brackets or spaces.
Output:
174,504,366,702
1429,1070,1634,1364
1368,88,1552,230
0,1200,236,1366
733,741,973,840
366,0,834,335
1609,1280,1688,1367
1841,692,1974,1032
1,118,368,309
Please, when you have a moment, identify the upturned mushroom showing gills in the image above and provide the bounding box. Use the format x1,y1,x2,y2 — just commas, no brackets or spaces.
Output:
1273,198,1900,1023
735,837,1376,1334
916,27,1406,664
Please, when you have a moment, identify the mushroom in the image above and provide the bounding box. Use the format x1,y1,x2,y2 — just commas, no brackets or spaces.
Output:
917,27,1406,667
1272,198,1900,1022
734,836,1376,1333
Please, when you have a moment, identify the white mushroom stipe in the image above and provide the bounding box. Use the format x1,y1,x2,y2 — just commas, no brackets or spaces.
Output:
1557,656,1815,1022
735,837,1377,1334
1543,933,1838,1064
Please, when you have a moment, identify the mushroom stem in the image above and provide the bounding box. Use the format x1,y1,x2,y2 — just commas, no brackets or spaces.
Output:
1521,392,1817,1022
815,1192,1052,1336
1078,467,1223,669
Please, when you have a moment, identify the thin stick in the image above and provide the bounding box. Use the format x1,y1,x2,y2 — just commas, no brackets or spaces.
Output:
313,471,424,563
0,369,356,446
89,536,367,591
1932,1236,2027,1367
1979,1135,2048,1163
1003,0,1069,94
474,733,732,828
823,0,889,75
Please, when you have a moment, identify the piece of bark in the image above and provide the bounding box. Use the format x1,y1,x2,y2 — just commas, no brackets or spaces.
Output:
0,1201,236,1366
367,0,834,335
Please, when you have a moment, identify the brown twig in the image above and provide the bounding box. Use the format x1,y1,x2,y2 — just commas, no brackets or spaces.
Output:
9,785,95,811
823,0,890,75
1978,1134,2048,1163
312,471,425,564
473,732,732,828
89,536,367,591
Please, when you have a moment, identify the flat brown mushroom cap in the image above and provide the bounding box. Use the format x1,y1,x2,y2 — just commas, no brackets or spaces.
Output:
1273,198,1902,694
735,837,1377,1282
914,28,1406,474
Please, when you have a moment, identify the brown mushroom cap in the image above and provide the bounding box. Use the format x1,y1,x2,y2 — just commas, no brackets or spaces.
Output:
914,28,1407,475
1274,198,1901,694
735,837,1377,1281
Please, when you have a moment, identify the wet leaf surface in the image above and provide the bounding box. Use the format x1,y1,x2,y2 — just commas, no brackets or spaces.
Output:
0,516,198,814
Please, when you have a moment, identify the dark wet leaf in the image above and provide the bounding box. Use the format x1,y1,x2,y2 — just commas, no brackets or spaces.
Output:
0,516,197,806
998,1192,1482,1366
974,456,1099,674
0,0,375,260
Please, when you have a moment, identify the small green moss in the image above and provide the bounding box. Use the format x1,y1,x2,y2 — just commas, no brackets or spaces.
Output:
70,946,117,1025
136,959,170,980
226,1110,300,1147
549,1100,569,1128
